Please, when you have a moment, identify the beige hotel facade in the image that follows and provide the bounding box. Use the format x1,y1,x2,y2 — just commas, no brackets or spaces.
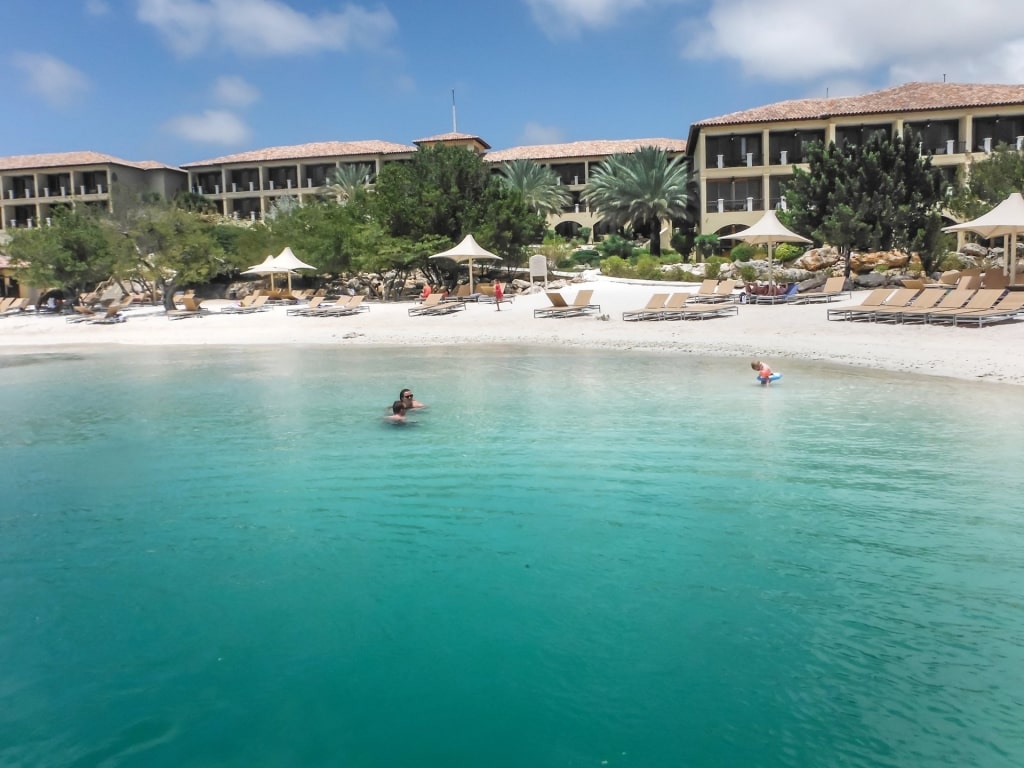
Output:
3,82,1024,244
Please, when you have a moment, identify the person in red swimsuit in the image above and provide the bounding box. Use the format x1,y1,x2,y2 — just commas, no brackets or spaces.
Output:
494,281,504,311
751,360,773,386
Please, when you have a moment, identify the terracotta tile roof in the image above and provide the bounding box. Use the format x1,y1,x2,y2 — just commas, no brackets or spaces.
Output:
485,138,686,162
696,82,1024,127
181,140,417,168
413,131,491,149
0,151,171,172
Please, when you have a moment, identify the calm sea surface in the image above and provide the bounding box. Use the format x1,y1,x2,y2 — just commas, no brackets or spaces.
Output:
2,346,1023,768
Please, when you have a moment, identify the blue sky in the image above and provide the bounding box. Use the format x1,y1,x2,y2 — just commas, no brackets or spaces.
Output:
3,0,1023,167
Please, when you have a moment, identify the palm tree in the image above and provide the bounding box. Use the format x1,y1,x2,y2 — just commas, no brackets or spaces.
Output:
582,146,695,256
497,159,571,217
327,163,373,204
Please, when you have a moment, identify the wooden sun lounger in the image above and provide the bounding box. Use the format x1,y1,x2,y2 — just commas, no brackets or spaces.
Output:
408,293,466,316
790,276,850,304
318,295,367,316
622,292,670,321
220,294,270,314
688,279,736,304
661,300,740,320
534,289,600,318
167,296,208,320
925,289,1006,325
826,288,897,321
948,291,1024,327
287,295,327,316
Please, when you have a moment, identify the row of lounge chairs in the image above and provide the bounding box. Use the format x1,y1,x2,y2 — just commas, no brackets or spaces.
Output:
827,287,1024,326
622,290,739,321
288,295,369,317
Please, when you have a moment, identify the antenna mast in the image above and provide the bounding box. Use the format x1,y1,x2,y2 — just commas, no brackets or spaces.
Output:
451,89,457,133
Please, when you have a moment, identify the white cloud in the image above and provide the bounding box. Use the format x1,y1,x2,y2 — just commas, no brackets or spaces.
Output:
212,75,260,107
524,0,652,35
683,0,1024,86
12,52,91,109
137,0,397,57
519,122,566,145
85,0,110,15
164,109,250,144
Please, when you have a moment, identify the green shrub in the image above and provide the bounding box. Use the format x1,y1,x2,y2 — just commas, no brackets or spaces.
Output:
573,248,599,266
705,257,725,280
597,234,637,260
938,252,966,271
600,256,632,278
728,242,757,262
774,243,804,263
634,255,662,280
737,264,757,282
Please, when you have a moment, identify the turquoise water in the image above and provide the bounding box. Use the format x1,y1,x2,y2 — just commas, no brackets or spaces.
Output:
2,346,1023,768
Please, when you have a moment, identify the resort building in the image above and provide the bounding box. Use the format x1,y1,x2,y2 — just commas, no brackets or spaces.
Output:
0,152,185,233
179,140,417,221
5,81,1024,245
687,81,1024,238
484,139,687,242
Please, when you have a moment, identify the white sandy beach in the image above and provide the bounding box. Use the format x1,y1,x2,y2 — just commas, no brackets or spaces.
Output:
3,277,1024,385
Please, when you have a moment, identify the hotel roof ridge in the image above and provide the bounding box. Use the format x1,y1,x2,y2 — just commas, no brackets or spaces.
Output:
0,150,181,173
485,138,686,162
181,139,419,168
696,81,1024,127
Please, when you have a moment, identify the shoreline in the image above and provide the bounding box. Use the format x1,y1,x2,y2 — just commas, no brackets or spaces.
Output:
3,278,1024,385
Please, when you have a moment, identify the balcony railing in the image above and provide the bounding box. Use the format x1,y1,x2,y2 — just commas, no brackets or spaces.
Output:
710,153,763,169
706,196,765,213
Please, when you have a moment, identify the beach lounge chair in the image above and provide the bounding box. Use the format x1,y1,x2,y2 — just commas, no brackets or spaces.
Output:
749,282,799,304
925,289,1005,325
791,276,850,304
221,294,270,314
870,288,947,323
662,296,740,320
89,298,132,324
287,296,326,316
980,269,1009,290
622,293,670,321
688,280,718,302
534,289,600,318
167,296,207,320
0,297,29,315
66,304,100,323
949,290,1024,327
408,293,465,316
826,288,895,321
688,280,736,304
320,295,367,316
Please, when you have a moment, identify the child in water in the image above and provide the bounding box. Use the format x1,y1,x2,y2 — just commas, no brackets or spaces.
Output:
751,360,774,386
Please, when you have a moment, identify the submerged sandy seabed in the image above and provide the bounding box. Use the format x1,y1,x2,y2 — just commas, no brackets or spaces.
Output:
2,278,1024,386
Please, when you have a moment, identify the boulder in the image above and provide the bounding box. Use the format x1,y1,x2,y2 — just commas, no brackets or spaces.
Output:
793,246,840,271
961,242,989,260
849,250,909,273
853,272,888,288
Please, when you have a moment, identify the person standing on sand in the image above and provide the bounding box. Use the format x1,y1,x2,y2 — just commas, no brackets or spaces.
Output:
494,281,504,311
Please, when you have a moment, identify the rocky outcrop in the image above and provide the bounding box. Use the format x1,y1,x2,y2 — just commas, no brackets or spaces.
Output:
849,250,910,272
792,246,840,271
